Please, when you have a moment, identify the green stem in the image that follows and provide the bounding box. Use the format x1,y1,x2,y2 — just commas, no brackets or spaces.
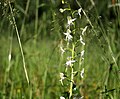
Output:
20,0,30,34
9,2,29,84
69,43,75,98
69,67,74,98
34,0,39,43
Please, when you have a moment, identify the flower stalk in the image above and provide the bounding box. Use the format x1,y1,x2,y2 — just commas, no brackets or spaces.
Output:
69,43,75,98
59,1,87,98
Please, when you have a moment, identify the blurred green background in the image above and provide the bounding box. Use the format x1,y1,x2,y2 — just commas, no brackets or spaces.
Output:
0,0,120,98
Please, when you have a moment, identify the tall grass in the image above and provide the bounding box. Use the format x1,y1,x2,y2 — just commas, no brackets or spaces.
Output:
0,0,120,98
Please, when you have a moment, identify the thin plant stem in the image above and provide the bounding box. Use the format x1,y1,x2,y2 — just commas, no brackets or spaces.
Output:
3,27,13,99
69,43,75,98
34,0,39,43
9,2,30,84
42,68,48,99
20,0,30,34
9,82,14,99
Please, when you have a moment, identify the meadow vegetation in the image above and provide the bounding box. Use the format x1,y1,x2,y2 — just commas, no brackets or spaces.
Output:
0,0,120,98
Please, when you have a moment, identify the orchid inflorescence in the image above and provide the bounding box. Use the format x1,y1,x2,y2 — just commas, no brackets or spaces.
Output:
58,1,87,98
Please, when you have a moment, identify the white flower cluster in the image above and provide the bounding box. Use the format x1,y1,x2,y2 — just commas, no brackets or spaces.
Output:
62,8,82,42
79,26,87,79
59,6,86,98
80,26,87,45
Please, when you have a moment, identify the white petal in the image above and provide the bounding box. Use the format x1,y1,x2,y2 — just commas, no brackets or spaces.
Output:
82,26,87,35
60,47,65,54
65,60,75,66
78,8,82,16
8,54,11,61
80,35,85,45
81,50,85,57
60,96,65,99
81,68,84,78
80,35,83,41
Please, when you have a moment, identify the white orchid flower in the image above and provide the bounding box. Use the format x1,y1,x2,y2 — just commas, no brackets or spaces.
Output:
64,29,73,41
67,16,76,26
65,60,76,66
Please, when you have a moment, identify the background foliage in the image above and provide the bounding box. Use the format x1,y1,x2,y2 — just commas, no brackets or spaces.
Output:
0,0,120,98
